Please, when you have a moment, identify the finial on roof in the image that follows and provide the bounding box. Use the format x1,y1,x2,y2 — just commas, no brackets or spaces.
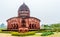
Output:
18,2,30,11
23,2,25,5
23,2,25,4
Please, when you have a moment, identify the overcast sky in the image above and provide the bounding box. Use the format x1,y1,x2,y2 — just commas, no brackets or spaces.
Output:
0,0,60,25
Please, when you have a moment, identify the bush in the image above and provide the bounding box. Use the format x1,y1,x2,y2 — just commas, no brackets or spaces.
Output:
37,29,50,33
11,31,35,36
41,31,54,36
11,32,20,36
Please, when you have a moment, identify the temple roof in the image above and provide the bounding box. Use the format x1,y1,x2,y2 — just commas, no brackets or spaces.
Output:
18,3,30,11
7,17,40,22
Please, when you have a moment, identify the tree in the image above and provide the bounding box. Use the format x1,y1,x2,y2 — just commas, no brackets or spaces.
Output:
50,23,60,32
0,23,5,28
43,24,51,29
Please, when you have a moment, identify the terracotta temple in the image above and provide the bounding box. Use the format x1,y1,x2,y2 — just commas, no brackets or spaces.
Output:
7,3,40,32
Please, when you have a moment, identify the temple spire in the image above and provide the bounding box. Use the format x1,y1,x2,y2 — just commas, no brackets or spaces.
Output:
23,2,25,5
23,0,25,3
18,3,29,11
18,2,30,17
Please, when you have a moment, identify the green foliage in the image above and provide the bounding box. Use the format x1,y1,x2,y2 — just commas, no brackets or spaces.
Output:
44,25,50,27
11,31,35,36
37,29,46,33
42,24,52,30
41,31,54,36
51,23,60,27
42,23,60,32
11,32,20,36
0,23,5,28
50,23,60,32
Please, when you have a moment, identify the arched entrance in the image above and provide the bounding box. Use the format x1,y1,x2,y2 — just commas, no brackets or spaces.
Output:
29,24,36,29
12,23,18,29
29,24,31,29
18,19,29,33
21,19,26,27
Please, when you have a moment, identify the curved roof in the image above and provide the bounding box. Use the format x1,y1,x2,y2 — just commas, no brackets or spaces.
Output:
7,17,40,22
29,17,40,21
18,3,30,11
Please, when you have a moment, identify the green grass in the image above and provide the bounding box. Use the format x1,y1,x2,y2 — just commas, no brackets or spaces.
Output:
11,31,36,36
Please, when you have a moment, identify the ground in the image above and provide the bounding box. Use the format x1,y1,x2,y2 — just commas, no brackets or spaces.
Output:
0,32,60,37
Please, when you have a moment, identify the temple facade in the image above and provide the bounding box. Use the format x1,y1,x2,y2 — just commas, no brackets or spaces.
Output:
7,3,40,32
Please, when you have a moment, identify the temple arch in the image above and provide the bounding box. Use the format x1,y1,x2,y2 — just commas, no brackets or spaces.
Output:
21,19,26,27
29,24,36,29
12,23,18,29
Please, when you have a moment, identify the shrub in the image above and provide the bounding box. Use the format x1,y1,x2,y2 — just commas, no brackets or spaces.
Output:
41,31,54,36
11,32,20,36
11,31,35,36
37,29,48,33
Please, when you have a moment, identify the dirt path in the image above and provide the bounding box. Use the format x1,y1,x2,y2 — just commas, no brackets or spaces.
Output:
0,33,41,37
0,32,60,37
0,33,42,37
0,33,16,37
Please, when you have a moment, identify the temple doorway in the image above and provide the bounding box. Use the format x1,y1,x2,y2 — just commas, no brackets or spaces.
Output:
21,19,26,27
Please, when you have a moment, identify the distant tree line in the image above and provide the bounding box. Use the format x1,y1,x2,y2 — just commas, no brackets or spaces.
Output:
0,23,6,29
42,23,60,32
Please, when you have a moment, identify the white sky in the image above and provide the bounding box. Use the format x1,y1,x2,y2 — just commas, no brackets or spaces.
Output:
0,0,60,25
